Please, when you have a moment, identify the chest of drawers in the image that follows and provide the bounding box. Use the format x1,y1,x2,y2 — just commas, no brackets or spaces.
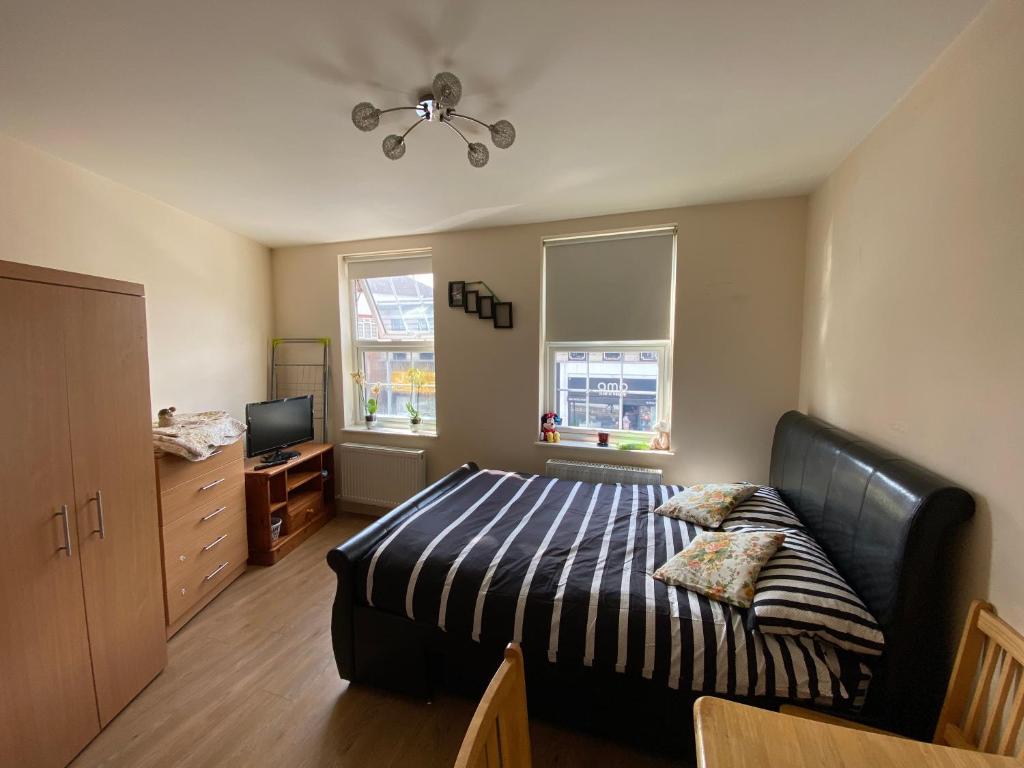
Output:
155,440,247,636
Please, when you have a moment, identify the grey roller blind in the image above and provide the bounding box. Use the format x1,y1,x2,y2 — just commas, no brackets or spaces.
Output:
345,252,432,280
544,230,674,342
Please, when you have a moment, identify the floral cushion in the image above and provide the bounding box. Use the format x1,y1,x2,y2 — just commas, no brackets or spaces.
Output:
653,483,759,528
653,530,786,608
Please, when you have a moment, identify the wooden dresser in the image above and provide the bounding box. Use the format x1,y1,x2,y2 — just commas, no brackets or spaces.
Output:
155,439,248,637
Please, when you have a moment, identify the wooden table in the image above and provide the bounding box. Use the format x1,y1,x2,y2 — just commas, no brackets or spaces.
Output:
694,697,1023,767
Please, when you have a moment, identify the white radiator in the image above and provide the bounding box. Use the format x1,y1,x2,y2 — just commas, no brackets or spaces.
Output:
339,443,426,511
544,459,663,485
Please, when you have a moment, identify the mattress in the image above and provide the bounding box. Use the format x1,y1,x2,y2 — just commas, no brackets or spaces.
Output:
359,468,872,707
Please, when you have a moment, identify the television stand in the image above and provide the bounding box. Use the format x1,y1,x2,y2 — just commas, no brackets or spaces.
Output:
244,442,335,565
258,448,300,466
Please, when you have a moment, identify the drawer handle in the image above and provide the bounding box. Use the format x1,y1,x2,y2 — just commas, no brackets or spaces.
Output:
199,478,225,492
201,506,227,522
203,533,228,552
203,561,229,582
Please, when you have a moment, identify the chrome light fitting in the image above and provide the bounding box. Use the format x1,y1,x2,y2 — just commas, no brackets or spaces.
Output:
351,72,515,167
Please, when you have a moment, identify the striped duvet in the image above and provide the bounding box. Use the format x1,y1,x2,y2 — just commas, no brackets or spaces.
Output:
359,468,874,708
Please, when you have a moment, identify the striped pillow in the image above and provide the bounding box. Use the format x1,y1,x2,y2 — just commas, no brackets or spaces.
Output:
748,526,885,656
723,486,805,529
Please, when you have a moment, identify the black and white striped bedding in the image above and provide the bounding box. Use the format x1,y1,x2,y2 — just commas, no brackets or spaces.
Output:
359,468,874,708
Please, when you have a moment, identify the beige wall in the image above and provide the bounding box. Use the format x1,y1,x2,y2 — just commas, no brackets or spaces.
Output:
0,134,272,419
800,0,1024,628
273,196,807,486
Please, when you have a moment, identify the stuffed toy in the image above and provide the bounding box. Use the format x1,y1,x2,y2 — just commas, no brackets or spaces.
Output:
541,412,561,443
157,406,177,427
648,420,671,451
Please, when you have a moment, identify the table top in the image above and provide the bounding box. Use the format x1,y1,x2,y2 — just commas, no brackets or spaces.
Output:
243,441,333,476
693,697,1023,768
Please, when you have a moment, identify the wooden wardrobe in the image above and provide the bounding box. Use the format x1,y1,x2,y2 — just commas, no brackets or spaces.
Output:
0,261,167,768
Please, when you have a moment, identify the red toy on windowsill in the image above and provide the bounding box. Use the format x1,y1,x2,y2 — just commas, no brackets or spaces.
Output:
541,412,561,443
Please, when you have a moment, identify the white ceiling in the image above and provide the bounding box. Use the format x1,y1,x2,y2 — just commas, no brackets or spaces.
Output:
0,0,985,247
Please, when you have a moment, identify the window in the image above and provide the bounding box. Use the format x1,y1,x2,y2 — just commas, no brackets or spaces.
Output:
550,344,665,432
542,229,675,440
345,253,435,429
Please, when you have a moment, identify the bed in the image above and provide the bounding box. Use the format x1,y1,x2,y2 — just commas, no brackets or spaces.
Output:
327,412,974,749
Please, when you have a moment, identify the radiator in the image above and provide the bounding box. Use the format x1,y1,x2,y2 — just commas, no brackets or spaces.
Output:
339,443,426,510
544,459,663,485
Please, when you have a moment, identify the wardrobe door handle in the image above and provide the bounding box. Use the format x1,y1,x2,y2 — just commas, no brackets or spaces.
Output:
199,478,225,492
203,561,229,582
201,506,227,522
92,490,106,539
57,504,72,557
202,533,228,552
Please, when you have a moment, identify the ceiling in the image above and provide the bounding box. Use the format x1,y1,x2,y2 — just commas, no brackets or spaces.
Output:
0,0,985,247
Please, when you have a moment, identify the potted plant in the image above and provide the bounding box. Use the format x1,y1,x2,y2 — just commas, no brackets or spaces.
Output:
365,383,381,428
405,401,421,431
404,368,426,431
350,371,381,428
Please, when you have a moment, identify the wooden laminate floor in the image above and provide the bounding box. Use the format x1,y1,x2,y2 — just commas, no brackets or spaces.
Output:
70,515,680,768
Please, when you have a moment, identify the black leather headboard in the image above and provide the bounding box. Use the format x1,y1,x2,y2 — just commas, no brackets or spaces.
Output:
769,411,974,737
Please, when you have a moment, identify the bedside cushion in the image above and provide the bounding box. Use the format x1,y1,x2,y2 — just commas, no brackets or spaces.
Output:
653,483,759,528
653,530,786,608
748,526,885,656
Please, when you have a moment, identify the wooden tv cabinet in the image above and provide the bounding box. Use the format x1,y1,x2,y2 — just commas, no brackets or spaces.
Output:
244,442,335,565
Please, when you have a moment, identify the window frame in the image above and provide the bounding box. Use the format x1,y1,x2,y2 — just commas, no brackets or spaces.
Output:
543,339,671,443
347,270,436,431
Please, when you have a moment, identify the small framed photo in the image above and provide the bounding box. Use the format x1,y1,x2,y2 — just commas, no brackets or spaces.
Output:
478,295,495,319
448,281,466,308
493,302,513,329
464,290,479,314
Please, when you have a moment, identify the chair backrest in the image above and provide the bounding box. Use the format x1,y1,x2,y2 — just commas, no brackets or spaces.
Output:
454,644,532,768
934,600,1024,756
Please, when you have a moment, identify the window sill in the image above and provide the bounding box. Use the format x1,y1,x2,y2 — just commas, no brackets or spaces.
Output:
341,425,438,439
534,439,673,457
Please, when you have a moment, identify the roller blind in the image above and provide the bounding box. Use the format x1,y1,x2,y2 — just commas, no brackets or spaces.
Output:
345,252,432,280
544,230,674,342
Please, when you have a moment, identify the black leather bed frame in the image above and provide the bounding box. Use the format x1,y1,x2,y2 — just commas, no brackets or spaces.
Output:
327,411,973,748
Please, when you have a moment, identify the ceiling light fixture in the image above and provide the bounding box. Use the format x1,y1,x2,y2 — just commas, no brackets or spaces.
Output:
351,72,516,168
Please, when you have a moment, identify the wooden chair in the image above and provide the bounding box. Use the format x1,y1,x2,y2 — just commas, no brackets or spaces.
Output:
781,600,1024,757
454,643,532,768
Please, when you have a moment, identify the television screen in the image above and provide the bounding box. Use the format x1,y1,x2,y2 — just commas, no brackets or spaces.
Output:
245,396,314,458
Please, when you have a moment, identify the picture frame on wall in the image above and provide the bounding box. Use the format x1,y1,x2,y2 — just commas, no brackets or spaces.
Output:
478,294,495,319
448,281,466,308
464,290,479,314
493,302,513,329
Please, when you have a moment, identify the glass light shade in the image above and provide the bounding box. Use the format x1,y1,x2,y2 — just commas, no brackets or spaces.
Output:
489,119,516,149
432,71,462,107
382,134,406,160
467,142,489,167
352,102,380,132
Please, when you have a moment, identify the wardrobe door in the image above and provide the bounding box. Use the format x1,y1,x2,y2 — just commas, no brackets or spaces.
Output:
64,286,167,726
0,279,100,767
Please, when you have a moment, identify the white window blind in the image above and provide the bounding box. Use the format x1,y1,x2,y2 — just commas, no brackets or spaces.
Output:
345,252,432,280
543,230,675,342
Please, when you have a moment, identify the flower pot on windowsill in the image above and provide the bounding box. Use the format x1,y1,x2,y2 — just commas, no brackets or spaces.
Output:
409,418,421,433
365,414,377,429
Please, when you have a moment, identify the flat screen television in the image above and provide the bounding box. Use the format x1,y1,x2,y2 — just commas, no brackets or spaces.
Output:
245,395,314,462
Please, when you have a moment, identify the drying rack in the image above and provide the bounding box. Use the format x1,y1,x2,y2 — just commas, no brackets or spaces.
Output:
269,338,330,443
